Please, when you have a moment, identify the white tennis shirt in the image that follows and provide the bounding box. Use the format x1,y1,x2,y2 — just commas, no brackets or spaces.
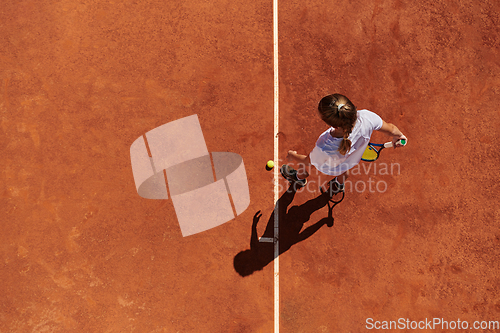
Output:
310,109,383,176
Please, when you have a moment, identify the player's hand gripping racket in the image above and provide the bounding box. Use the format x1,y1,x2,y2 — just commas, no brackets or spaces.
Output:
361,139,407,162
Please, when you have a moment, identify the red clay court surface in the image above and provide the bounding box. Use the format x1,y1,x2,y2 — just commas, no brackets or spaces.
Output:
1,0,500,332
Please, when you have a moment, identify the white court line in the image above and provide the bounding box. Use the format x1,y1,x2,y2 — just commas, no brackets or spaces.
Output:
273,0,279,330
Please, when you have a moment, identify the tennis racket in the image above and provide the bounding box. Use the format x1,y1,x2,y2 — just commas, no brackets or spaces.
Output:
361,139,406,162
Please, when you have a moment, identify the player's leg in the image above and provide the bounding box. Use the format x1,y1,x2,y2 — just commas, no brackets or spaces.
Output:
293,153,310,180
286,150,310,179
336,171,348,184
280,150,310,186
326,170,348,196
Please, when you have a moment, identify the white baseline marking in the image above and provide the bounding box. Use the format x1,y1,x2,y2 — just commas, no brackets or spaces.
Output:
273,0,279,331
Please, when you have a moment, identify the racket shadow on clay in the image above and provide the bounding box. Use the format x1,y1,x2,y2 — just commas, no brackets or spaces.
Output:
234,182,344,277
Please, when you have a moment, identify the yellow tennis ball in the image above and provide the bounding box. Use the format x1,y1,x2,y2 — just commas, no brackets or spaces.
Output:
266,160,274,169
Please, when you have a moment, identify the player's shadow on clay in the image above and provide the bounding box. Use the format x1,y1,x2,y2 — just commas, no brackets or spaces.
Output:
233,185,343,277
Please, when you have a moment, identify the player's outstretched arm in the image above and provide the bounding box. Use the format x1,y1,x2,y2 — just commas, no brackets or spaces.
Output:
378,121,407,147
287,150,308,162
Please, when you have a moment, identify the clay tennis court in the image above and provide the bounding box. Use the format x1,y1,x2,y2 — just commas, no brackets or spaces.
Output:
1,0,499,332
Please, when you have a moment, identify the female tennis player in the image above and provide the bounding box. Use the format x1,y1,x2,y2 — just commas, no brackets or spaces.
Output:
281,93,407,193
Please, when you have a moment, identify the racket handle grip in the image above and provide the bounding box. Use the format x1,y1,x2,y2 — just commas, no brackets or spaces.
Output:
384,139,407,148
